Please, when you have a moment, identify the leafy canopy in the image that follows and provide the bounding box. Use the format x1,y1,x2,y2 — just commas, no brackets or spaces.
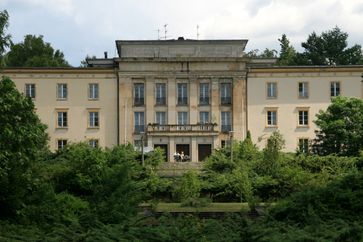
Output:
6,35,70,67
313,96,363,156
0,10,12,67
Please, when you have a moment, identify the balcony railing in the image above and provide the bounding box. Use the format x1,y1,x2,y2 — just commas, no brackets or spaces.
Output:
147,123,217,133
134,125,145,134
221,125,232,132
221,97,232,105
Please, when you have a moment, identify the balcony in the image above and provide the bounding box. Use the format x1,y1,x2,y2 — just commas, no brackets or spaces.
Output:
147,123,219,136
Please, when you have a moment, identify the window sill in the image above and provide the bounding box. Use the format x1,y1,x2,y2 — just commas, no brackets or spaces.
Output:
56,127,68,130
297,125,309,128
57,98,68,101
87,127,100,130
88,98,99,101
265,125,278,128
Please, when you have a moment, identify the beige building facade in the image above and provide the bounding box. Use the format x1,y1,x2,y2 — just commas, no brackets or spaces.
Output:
2,39,362,160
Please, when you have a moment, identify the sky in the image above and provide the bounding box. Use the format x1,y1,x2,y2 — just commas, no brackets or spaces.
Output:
1,0,363,66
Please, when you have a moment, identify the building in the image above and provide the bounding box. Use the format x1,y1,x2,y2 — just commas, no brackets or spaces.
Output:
2,39,362,161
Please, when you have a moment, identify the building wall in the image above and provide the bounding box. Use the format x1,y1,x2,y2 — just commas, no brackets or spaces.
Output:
247,67,363,152
3,68,118,151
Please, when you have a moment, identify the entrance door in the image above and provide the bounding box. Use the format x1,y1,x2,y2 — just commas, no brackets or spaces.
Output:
176,144,190,161
198,144,212,161
154,144,168,162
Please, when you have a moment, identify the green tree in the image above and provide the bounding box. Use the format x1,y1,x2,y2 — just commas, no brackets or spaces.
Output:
0,77,48,218
313,97,363,156
0,10,12,67
79,55,96,67
277,34,297,65
6,35,70,67
246,48,278,58
299,27,363,65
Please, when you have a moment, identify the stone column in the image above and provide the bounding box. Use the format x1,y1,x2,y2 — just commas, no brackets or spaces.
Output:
189,78,198,124
232,77,246,141
168,77,176,124
211,77,220,131
191,136,197,162
119,76,134,144
145,77,154,126
169,137,175,162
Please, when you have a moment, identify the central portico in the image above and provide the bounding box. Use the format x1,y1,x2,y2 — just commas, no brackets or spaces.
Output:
116,38,251,162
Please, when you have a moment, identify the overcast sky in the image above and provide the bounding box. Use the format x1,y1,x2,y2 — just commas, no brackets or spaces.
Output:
1,0,363,66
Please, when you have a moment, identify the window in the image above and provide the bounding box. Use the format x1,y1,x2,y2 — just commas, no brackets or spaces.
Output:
89,83,99,100
155,112,167,125
220,83,232,105
57,111,68,128
155,83,166,105
298,82,309,98
25,84,36,99
330,82,340,97
134,83,144,106
57,139,67,149
177,112,188,125
298,109,309,126
57,83,68,100
266,110,277,126
89,139,99,148
134,112,145,133
199,83,210,105
221,111,231,132
298,138,309,154
177,83,188,105
89,111,99,128
267,82,277,98
199,112,210,124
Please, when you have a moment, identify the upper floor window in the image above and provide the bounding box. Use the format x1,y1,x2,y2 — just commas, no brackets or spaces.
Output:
199,112,210,124
298,109,309,126
220,83,232,105
25,84,36,99
267,82,277,98
89,83,99,100
177,83,188,105
330,82,340,97
134,83,144,106
177,112,188,125
199,83,210,105
57,111,68,128
89,111,99,128
298,82,309,98
134,112,145,133
266,109,277,126
155,112,167,125
155,83,166,105
57,83,68,100
221,111,232,132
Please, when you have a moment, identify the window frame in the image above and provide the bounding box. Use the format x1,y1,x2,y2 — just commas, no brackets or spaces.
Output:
199,111,210,124
298,138,309,154
266,108,278,127
330,81,341,97
56,109,68,129
220,82,232,105
57,139,68,150
298,82,309,99
134,111,145,134
297,107,310,127
177,82,188,106
88,109,100,128
57,83,68,100
88,83,99,100
155,83,167,106
133,83,145,106
89,139,99,148
199,82,210,105
25,83,36,99
266,82,277,99
155,111,167,125
221,111,232,132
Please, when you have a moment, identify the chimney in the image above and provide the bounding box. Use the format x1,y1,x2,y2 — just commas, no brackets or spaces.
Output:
104,51,108,59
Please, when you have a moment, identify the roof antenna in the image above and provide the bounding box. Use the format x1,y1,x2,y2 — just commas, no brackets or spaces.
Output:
155,28,160,40
164,24,168,40
197,25,200,40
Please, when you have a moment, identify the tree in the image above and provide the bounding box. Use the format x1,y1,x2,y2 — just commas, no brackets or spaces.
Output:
277,34,297,65
6,35,70,67
80,55,96,67
0,77,48,218
313,97,363,156
299,27,363,65
0,10,12,67
245,48,278,58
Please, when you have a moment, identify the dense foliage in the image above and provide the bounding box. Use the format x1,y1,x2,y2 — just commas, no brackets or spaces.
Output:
0,10,11,67
313,97,363,156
